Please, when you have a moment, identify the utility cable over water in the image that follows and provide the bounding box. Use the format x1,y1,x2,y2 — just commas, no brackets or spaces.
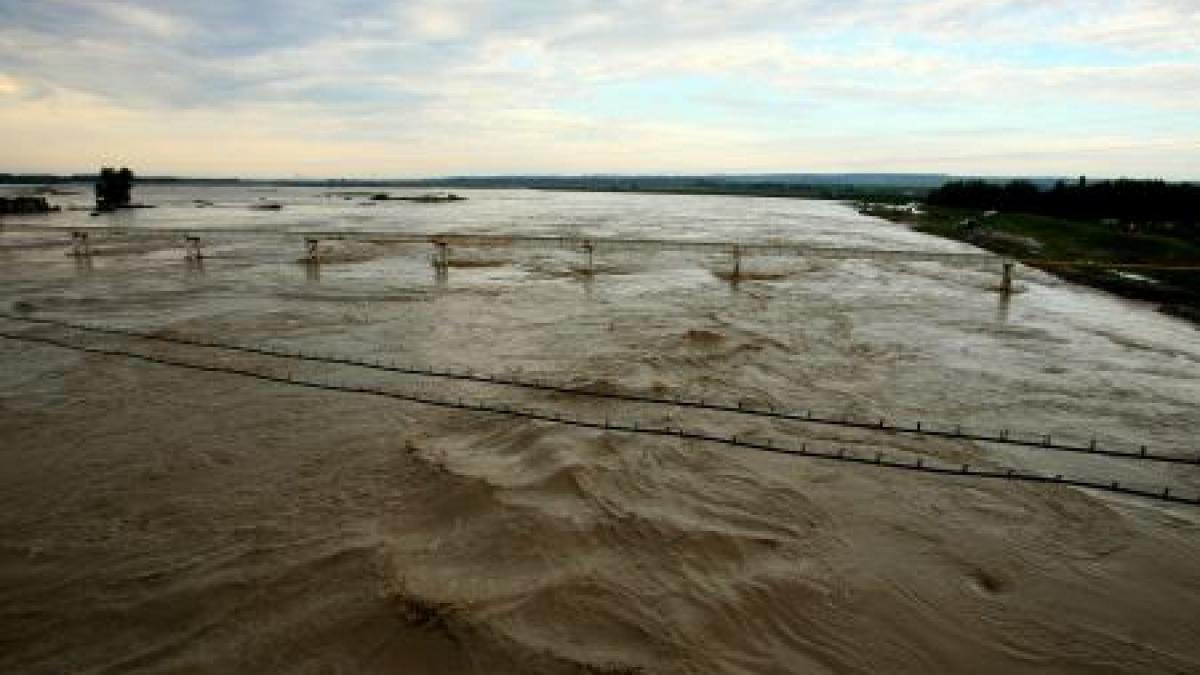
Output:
2,312,1196,466
0,323,1196,509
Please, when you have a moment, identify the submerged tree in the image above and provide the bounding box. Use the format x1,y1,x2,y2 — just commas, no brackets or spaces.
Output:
95,167,134,210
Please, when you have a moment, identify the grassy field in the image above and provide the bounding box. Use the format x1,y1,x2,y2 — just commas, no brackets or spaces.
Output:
860,203,1200,324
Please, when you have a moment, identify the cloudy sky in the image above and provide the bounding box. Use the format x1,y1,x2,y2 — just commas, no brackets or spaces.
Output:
1,0,1197,178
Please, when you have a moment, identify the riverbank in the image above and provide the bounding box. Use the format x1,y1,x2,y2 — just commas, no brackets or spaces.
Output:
860,203,1200,323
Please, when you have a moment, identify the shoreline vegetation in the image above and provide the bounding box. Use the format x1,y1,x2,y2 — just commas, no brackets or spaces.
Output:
860,178,1200,324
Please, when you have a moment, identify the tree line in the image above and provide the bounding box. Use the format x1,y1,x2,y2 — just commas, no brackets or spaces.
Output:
927,178,1200,230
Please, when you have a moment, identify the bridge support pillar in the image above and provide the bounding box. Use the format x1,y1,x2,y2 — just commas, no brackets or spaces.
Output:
582,241,594,275
432,241,450,270
305,238,320,265
1001,262,1014,294
185,235,203,261
70,231,91,257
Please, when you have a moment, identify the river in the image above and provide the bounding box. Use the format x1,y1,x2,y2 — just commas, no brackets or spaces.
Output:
1,186,1198,673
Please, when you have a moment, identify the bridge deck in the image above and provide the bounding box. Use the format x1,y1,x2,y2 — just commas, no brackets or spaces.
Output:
3,225,1200,270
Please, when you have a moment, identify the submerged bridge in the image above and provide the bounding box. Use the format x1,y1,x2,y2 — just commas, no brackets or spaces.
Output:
3,225,1200,292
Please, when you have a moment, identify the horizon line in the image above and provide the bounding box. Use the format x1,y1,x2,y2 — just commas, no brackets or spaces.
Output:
3,171,1197,183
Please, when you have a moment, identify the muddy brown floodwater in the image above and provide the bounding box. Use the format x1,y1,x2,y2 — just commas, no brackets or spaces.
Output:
1,187,1199,673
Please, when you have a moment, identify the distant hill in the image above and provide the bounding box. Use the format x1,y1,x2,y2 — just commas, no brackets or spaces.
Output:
0,172,1173,194
697,173,953,187
0,172,1056,188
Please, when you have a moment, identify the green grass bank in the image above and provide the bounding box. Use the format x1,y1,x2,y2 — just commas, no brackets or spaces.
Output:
860,203,1200,324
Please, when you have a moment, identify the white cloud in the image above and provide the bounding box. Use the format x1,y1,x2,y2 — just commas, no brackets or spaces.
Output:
403,2,470,40
0,0,1196,176
0,73,21,95
95,1,187,38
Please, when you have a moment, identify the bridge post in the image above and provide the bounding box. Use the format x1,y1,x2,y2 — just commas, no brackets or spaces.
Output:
432,241,449,270
70,231,91,257
582,240,594,275
185,235,203,261
1001,262,1014,294
305,238,320,265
